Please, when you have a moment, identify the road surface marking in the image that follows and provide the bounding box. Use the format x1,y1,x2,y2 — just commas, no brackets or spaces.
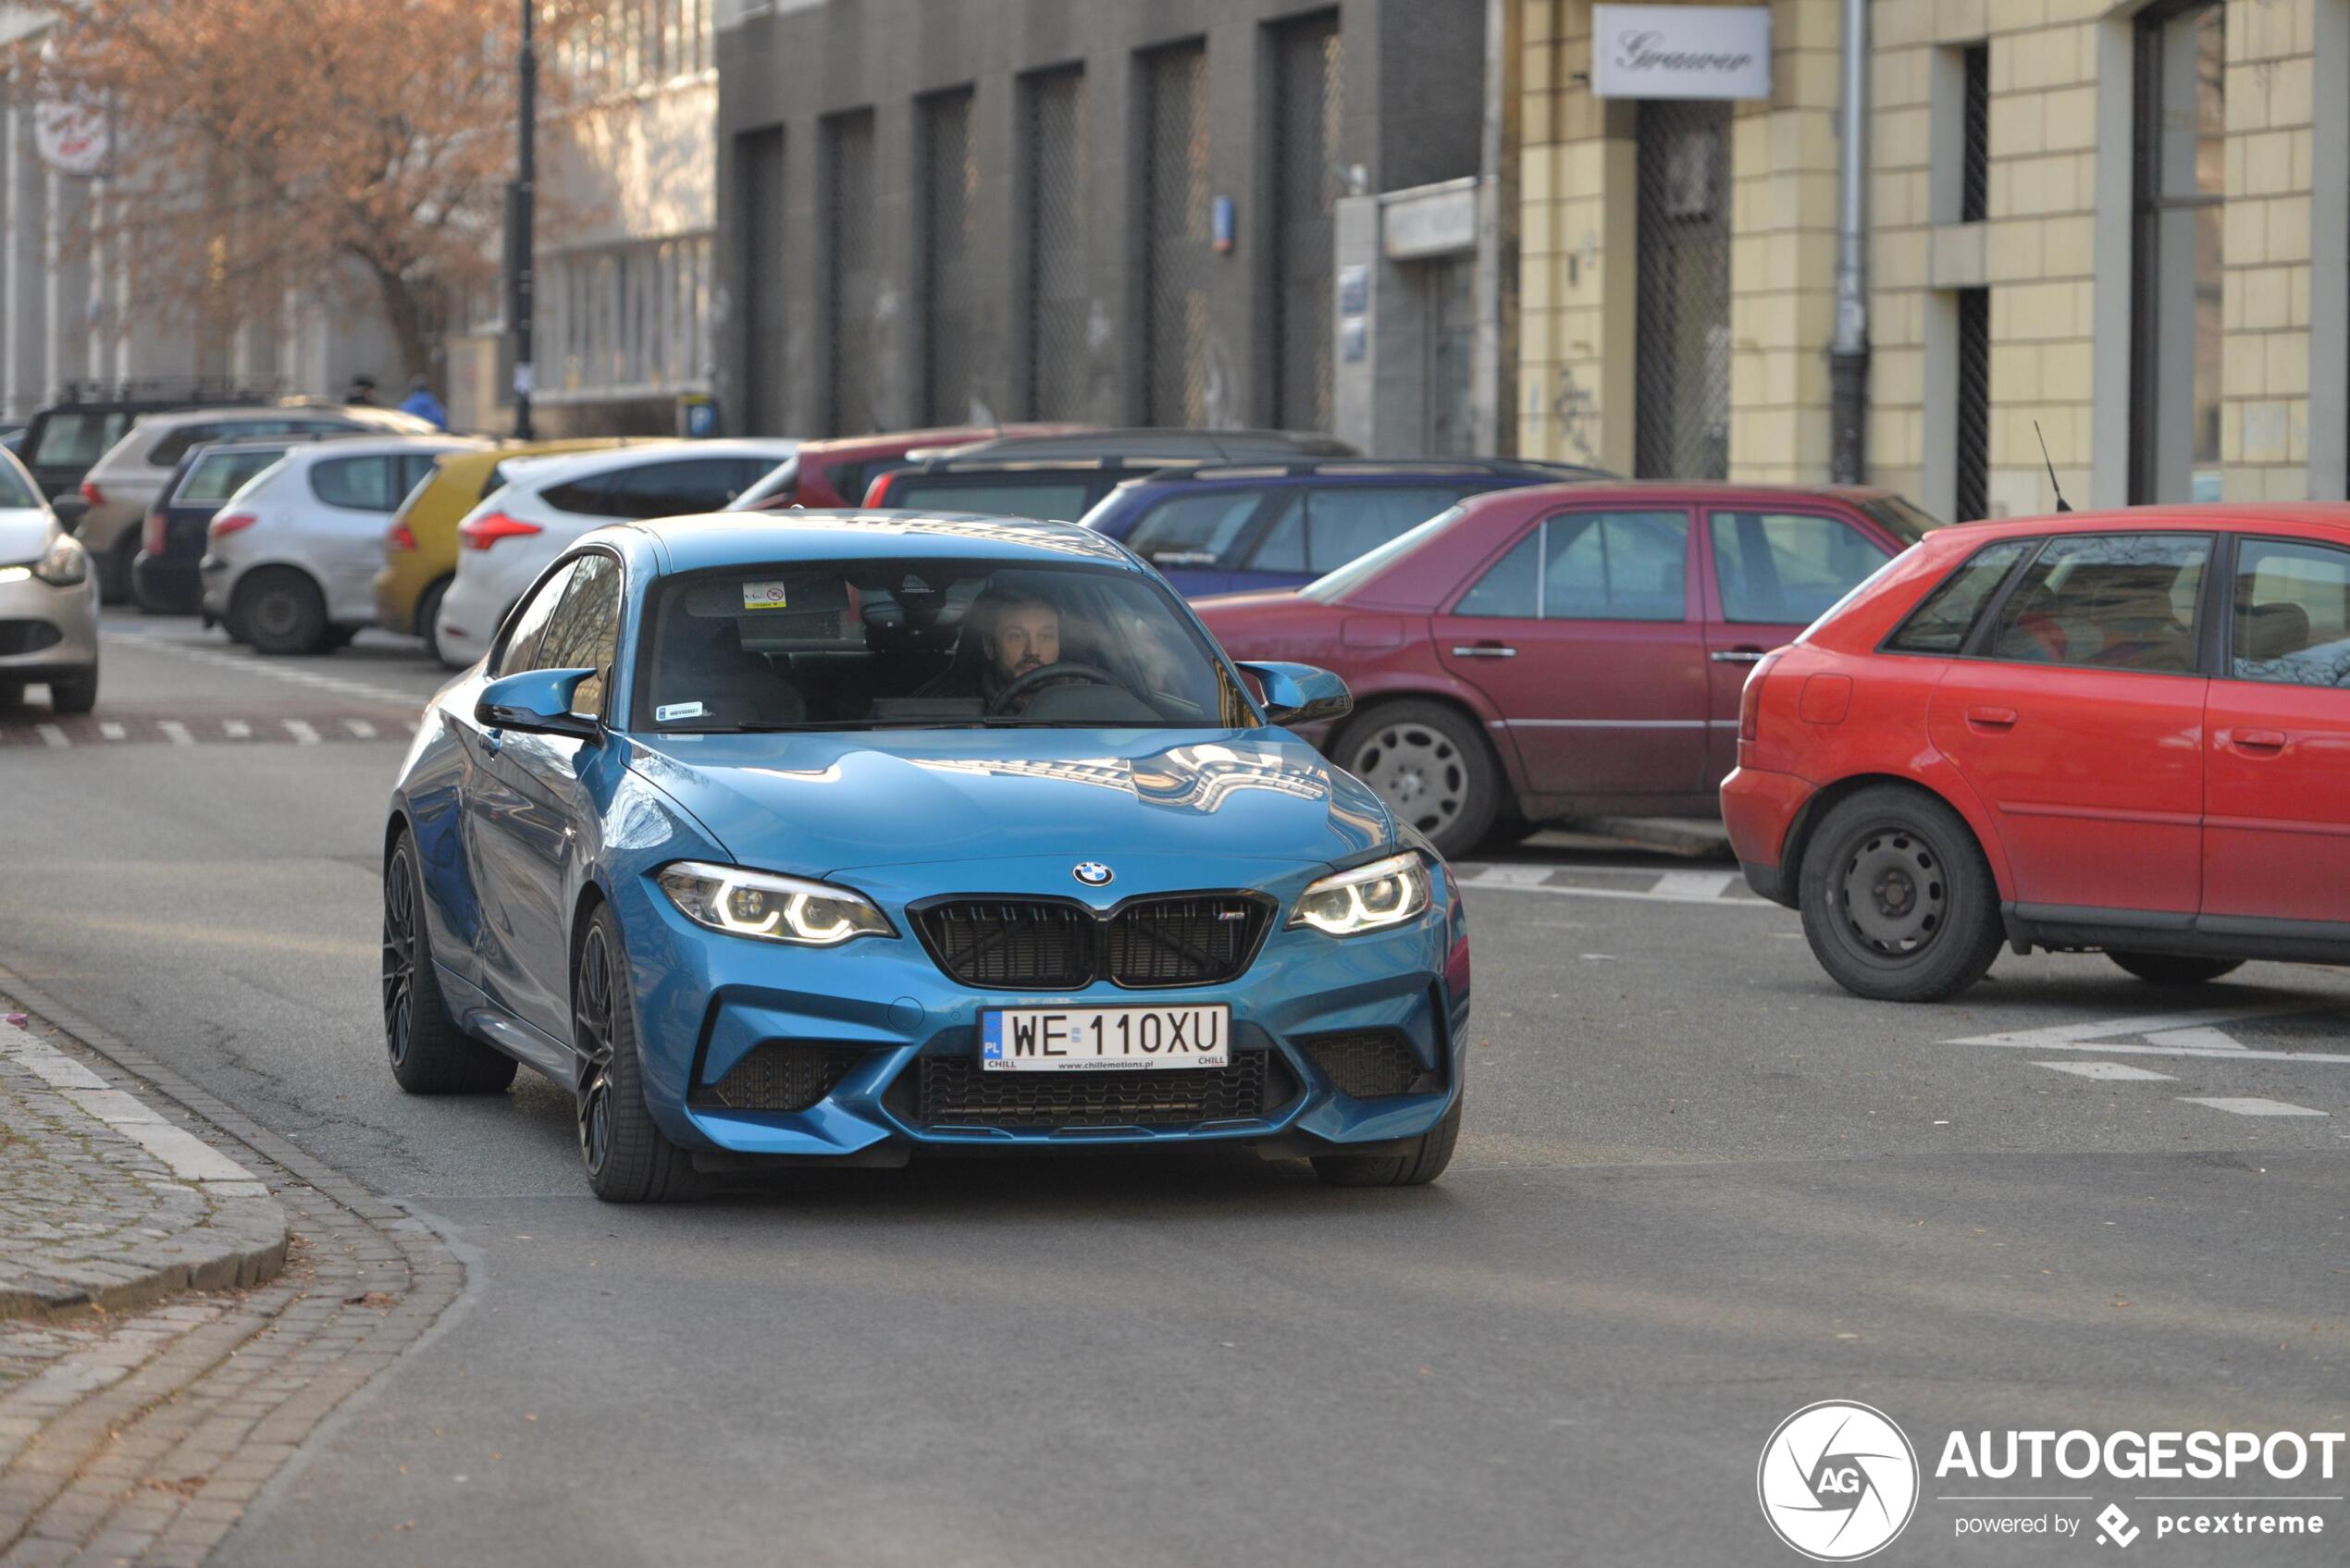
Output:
1650,870,1739,901
342,718,377,739
1,1024,260,1183
97,721,125,741
223,720,252,738
284,720,320,746
2178,1096,2329,1117
1470,864,1557,887
2142,1025,2245,1051
1948,1005,2320,1051
34,723,66,748
157,720,193,747
1962,1038,2350,1066
2035,1061,2177,1081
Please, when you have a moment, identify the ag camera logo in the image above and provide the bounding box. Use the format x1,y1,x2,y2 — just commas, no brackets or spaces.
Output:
1758,1401,1920,1561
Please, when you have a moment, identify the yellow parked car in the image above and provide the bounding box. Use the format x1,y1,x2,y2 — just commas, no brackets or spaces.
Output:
373,438,632,659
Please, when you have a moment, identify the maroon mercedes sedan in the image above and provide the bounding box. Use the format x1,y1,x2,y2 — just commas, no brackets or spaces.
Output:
1194,481,1944,858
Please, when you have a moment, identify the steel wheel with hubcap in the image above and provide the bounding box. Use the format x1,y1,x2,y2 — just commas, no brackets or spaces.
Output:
573,907,699,1203
236,567,328,655
1799,784,2003,1002
1331,699,1498,860
383,831,516,1093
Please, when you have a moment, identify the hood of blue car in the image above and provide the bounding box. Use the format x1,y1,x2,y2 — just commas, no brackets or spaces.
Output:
625,727,1394,875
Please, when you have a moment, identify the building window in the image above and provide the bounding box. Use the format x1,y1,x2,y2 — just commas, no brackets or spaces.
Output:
1634,100,1732,479
542,236,712,400
1140,40,1212,427
1960,43,1989,225
823,110,879,435
921,88,979,426
2131,0,2224,503
1021,66,1090,421
1955,288,1990,521
1268,10,1343,433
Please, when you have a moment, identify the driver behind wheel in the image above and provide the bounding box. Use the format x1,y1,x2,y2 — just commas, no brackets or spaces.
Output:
922,583,1083,708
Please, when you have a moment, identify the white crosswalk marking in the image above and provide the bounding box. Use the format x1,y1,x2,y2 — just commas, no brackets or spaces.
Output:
224,720,252,738
284,720,320,746
1650,870,1738,901
35,723,67,748
157,720,193,747
2142,1025,2245,1051
97,722,125,741
342,718,377,739
2178,1096,2329,1117
2035,1061,2177,1082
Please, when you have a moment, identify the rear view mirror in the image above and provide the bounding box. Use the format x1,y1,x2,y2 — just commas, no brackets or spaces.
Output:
1235,661,1352,728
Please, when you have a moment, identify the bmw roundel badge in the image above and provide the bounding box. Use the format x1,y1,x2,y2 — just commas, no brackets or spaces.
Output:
1072,862,1114,887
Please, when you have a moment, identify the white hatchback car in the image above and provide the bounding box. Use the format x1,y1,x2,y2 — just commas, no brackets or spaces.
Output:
200,436,485,654
432,438,797,668
0,446,99,712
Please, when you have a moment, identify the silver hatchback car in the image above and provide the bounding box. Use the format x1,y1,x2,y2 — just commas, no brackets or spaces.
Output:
0,446,99,713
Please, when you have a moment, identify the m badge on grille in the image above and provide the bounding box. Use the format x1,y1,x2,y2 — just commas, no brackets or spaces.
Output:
1071,862,1114,887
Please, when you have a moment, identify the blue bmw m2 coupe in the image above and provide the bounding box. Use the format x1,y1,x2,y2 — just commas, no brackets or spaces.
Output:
382,511,1469,1201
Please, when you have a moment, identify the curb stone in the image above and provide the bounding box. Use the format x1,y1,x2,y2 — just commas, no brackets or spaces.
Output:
0,1015,288,1323
0,965,469,1567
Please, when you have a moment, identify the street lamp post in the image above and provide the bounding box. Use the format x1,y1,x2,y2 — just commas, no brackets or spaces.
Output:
512,0,536,439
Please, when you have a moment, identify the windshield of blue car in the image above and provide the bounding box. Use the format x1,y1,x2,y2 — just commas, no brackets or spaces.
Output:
635,560,1255,732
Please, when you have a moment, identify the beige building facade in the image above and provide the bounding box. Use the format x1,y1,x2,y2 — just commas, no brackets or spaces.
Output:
1512,0,2350,517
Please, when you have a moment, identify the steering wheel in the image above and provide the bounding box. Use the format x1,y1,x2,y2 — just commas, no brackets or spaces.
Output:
985,661,1131,715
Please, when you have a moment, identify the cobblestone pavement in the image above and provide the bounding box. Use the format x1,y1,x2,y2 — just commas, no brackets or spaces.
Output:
0,1020,283,1320
0,978,465,1568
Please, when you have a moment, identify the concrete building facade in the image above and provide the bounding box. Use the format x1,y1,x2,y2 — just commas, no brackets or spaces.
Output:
711,0,1490,445
1512,0,2350,515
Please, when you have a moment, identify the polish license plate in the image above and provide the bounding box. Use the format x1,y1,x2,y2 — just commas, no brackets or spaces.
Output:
980,1005,1231,1072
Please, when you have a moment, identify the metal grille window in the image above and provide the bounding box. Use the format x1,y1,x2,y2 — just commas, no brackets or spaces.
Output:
1955,287,1990,521
1960,44,1990,224
543,235,712,399
1634,100,1731,479
1141,42,1212,426
1269,11,1343,433
1023,67,1091,422
2131,0,2224,503
921,89,979,426
825,110,879,436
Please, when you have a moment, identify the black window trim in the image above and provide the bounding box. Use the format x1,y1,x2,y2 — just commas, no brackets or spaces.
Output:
1931,528,2224,677
1873,535,2042,659
1441,502,1699,623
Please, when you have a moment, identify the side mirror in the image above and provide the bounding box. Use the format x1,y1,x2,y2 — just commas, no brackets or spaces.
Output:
1235,661,1353,728
476,667,602,741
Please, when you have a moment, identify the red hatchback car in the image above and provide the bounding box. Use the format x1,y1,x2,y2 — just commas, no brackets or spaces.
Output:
1724,504,2350,1001
1194,481,1940,858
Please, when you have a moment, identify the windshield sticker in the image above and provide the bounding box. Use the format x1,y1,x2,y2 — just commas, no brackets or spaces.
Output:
742,581,790,611
655,701,708,722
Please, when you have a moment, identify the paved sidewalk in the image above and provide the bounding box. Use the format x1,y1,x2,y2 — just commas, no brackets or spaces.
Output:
0,980,466,1567
0,1018,286,1320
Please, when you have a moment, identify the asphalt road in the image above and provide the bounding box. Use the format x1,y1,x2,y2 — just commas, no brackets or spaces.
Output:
1,613,2344,1567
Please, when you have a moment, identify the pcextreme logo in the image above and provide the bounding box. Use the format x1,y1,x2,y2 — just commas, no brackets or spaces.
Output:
1758,1401,1922,1561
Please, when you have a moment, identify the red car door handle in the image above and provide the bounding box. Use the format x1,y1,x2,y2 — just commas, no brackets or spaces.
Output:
1965,707,2018,731
1451,643,1517,659
2231,729,2287,754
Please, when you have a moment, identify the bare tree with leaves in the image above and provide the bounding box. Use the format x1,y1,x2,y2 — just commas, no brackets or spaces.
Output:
28,0,582,379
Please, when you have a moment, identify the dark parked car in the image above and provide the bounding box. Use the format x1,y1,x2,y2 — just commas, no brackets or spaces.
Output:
1076,459,1609,598
731,425,1090,511
860,429,1360,519
131,438,320,613
1194,481,1944,857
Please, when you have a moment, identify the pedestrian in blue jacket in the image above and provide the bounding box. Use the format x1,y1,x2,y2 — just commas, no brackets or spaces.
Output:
400,376,449,430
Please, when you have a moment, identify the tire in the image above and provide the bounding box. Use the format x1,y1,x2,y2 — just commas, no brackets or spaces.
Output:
97,532,137,606
46,668,97,716
574,906,700,1204
1798,784,2004,1002
1312,1093,1463,1188
0,680,24,710
235,567,328,655
1330,699,1503,861
383,831,517,1095
2109,951,2245,986
414,577,451,662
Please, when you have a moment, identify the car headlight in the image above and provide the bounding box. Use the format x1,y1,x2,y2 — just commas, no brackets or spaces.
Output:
1291,851,1432,937
655,861,893,946
30,534,88,586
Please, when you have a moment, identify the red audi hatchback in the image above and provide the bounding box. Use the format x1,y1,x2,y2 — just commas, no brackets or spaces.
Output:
1724,504,2350,1001
1194,480,1939,858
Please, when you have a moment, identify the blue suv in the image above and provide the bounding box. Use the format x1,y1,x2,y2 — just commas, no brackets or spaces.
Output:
1076,459,1610,598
